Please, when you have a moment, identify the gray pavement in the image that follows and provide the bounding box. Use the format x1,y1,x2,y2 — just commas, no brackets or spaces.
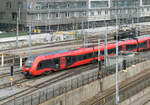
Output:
0,86,28,100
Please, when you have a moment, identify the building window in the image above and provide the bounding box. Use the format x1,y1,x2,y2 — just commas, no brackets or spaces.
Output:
36,2,41,10
125,9,128,14
65,12,69,18
47,13,51,19
6,2,11,8
98,11,101,15
82,2,86,7
82,12,86,17
91,1,108,8
143,0,150,5
18,2,23,8
56,13,60,18
0,12,5,19
105,10,108,15
35,14,41,20
74,12,79,17
67,3,70,8
12,12,17,21
90,11,94,16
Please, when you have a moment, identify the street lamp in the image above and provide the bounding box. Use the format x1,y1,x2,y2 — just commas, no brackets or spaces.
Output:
16,8,20,47
115,0,120,104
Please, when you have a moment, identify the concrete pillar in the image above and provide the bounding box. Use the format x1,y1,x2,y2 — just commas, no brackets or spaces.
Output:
108,0,111,8
1,53,4,67
20,56,22,68
89,0,91,9
140,0,142,6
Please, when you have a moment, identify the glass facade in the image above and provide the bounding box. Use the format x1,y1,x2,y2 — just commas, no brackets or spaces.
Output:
143,0,150,5
35,1,87,10
35,14,41,20
112,0,139,7
91,1,109,8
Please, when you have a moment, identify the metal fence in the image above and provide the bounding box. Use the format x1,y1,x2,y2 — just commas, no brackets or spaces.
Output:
3,69,98,105
100,55,146,78
1,55,148,105
92,71,150,105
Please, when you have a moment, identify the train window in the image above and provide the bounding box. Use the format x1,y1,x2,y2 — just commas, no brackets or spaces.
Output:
126,44,137,51
96,50,107,55
119,46,122,51
53,58,59,64
66,56,78,67
83,55,86,59
37,62,44,70
37,58,60,70
87,53,93,58
108,49,113,54
96,50,105,56
66,56,72,66
108,48,115,54
92,52,96,58
139,41,147,48
25,56,36,67
44,60,53,68
101,51,104,55
71,56,76,61
66,56,71,62
78,55,83,61
95,52,98,57
53,58,60,69
38,62,42,69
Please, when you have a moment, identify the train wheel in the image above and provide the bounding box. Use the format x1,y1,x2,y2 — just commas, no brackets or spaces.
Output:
43,71,53,75
25,75,33,79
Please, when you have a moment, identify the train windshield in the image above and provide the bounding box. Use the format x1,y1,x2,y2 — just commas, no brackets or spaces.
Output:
25,56,36,67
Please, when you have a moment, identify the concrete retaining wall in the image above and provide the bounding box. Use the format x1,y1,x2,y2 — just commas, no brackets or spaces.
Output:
102,60,150,90
40,60,150,105
120,86,150,105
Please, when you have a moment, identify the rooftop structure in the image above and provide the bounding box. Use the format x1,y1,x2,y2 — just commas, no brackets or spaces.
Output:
0,0,150,30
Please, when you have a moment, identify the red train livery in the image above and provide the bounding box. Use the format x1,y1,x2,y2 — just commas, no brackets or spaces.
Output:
23,35,150,77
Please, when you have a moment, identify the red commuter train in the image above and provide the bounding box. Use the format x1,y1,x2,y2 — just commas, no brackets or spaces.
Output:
23,35,150,77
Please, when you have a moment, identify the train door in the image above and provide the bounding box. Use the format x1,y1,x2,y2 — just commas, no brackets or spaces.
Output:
122,45,126,51
60,57,66,69
147,40,150,48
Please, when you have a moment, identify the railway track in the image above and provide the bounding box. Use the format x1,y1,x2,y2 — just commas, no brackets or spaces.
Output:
0,70,20,78
80,67,150,105
0,63,98,104
0,37,98,52
1,36,113,55
143,100,150,105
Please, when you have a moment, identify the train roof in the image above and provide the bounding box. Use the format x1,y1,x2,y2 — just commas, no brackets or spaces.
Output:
27,49,71,60
33,49,70,57
135,35,150,39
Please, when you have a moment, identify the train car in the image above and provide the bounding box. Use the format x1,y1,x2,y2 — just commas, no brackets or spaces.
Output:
23,35,150,77
23,47,102,77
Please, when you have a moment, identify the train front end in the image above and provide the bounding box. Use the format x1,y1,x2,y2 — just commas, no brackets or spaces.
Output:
22,56,35,77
